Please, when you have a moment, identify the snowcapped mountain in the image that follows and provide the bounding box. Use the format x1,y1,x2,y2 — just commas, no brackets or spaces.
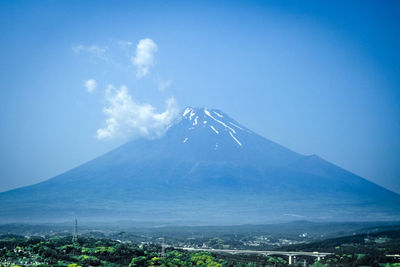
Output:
180,107,248,147
0,107,400,224
158,107,301,167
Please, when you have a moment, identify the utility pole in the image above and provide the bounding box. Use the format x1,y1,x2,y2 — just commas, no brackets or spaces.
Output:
161,243,166,258
72,217,78,243
161,237,166,258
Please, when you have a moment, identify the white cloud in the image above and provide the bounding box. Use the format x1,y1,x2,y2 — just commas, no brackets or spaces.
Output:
73,45,107,56
84,79,97,93
131,38,158,78
72,44,111,62
158,79,173,91
118,40,133,49
96,85,179,140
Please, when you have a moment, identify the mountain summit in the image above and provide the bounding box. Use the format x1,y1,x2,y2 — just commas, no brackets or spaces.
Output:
178,107,248,148
1,107,399,224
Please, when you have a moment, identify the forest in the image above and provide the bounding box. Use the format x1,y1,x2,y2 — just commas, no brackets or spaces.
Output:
1,229,400,267
0,235,227,267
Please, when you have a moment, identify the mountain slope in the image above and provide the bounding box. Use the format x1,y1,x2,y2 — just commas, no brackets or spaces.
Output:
0,107,399,224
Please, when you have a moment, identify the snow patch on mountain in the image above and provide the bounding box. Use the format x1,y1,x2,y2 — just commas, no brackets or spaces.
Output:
183,107,191,117
214,111,223,118
179,107,245,147
230,132,242,146
210,125,219,134
229,122,243,130
204,109,236,134
189,110,195,120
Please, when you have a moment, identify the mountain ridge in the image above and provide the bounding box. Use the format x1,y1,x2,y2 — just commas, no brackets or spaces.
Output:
0,107,399,224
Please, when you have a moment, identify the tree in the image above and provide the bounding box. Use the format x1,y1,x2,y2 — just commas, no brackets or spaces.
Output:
190,252,225,267
129,256,148,267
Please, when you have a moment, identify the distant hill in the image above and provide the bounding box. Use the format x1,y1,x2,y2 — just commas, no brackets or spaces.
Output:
279,228,400,254
1,107,399,223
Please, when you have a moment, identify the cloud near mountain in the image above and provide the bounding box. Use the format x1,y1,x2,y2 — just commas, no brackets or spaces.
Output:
132,38,158,78
96,84,178,140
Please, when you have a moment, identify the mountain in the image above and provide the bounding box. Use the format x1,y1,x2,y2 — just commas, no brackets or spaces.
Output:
1,107,400,224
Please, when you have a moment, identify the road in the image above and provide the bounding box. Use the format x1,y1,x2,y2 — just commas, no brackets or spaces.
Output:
175,247,333,265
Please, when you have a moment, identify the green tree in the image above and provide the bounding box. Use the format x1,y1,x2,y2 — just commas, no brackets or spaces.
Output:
190,252,225,267
309,262,328,267
130,255,148,267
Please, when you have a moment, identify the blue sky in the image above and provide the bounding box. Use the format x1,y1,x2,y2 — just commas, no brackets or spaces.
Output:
0,0,399,193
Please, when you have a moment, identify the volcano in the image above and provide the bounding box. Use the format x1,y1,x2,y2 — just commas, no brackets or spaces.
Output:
1,107,399,224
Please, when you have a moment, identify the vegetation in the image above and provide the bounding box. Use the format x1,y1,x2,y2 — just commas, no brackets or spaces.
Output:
0,225,399,266
279,230,400,267
0,235,227,267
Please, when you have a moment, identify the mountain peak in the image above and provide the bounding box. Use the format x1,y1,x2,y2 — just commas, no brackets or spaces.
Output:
176,107,248,148
182,106,224,117
1,106,400,223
